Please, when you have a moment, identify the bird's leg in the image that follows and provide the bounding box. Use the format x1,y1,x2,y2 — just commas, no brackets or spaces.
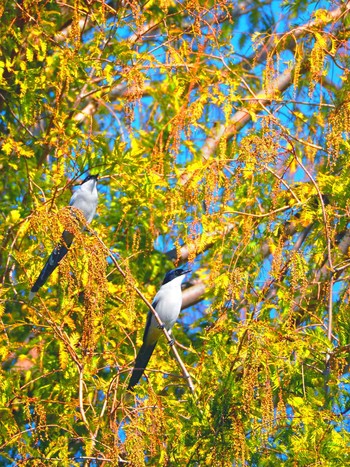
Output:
157,323,175,345
168,330,175,346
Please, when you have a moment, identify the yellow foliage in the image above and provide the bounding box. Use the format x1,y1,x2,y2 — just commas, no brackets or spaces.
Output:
314,9,333,24
6,209,21,225
58,340,69,370
1,0,350,464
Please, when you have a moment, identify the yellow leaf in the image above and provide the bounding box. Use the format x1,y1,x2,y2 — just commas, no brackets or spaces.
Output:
26,48,34,62
314,32,327,48
2,141,12,155
248,108,257,122
8,209,21,225
314,9,332,24
289,158,297,174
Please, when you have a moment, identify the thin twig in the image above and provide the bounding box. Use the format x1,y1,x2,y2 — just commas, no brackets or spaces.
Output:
25,296,96,442
334,260,350,273
301,364,306,397
224,204,295,218
294,155,334,272
240,97,335,108
264,165,301,204
327,274,334,342
79,365,92,433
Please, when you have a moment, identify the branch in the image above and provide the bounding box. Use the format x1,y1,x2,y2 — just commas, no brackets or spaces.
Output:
327,274,334,342
72,1,258,125
165,224,234,263
224,205,294,218
294,154,333,271
179,1,350,185
164,218,304,310
79,365,93,434
181,280,207,310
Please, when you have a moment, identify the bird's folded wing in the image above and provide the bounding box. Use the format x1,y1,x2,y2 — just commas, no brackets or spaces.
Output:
30,230,74,294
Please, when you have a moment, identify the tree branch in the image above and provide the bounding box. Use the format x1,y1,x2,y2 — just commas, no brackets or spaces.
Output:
179,1,350,185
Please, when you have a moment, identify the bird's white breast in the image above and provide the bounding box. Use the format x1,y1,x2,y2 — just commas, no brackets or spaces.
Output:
69,181,98,223
151,277,184,330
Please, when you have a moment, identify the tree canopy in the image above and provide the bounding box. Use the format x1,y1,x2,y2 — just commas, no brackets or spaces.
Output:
1,0,350,465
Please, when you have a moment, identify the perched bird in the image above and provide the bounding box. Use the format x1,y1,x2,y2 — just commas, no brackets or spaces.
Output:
127,267,191,390
30,174,99,297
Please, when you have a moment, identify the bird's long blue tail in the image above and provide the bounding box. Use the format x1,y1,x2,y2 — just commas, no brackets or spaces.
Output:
127,341,157,390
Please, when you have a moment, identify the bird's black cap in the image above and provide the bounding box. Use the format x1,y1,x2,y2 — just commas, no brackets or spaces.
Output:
81,174,99,184
162,267,191,285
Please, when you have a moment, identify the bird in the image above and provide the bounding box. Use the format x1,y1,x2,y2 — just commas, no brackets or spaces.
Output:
127,266,191,390
30,174,99,297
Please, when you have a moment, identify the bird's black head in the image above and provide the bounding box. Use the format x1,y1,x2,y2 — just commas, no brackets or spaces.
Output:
81,174,99,184
162,267,191,285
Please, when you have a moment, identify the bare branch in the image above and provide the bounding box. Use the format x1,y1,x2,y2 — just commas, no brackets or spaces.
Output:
224,205,295,218
181,280,207,310
79,365,93,436
179,1,350,185
327,275,334,342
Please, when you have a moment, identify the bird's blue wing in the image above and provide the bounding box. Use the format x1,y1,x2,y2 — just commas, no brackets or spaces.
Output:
31,230,74,293
127,296,163,390
142,296,160,342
